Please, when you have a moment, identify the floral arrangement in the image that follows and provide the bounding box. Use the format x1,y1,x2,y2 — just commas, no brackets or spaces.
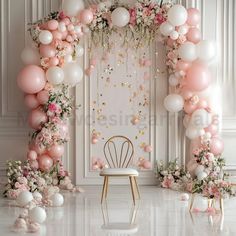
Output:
4,160,77,199
157,159,192,191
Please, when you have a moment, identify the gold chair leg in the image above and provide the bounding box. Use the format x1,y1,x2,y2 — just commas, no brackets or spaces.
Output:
129,176,136,205
101,176,107,204
105,176,109,199
133,177,140,199
189,194,195,211
220,198,224,214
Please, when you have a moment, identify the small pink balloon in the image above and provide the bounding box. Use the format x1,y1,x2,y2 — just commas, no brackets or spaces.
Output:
30,160,39,169
39,44,56,58
187,8,201,26
66,35,74,43
144,145,152,153
186,62,211,91
52,30,62,40
24,94,40,109
48,144,64,159
29,141,46,155
184,102,197,114
205,124,218,136
210,137,224,155
61,30,68,40
47,20,59,30
38,154,53,171
17,65,46,94
176,60,192,71
37,90,49,104
27,150,37,161
28,108,48,130
62,18,71,26
143,160,152,169
62,41,73,55
92,138,98,144
187,28,201,44
197,99,208,109
49,57,59,66
80,9,94,25
181,89,193,100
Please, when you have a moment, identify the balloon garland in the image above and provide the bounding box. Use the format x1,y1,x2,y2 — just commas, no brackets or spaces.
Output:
4,0,234,201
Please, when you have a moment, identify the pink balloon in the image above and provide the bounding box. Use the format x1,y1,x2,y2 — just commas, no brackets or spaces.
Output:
47,20,59,31
210,138,224,155
39,44,56,58
37,90,49,104
186,62,211,91
48,144,64,159
143,160,152,169
184,102,197,114
52,30,62,40
61,30,68,40
28,108,48,130
49,57,59,66
24,94,40,109
62,41,73,55
205,124,218,136
62,18,71,26
27,150,37,161
80,9,94,25
187,28,201,44
17,65,46,94
31,143,46,155
176,60,192,71
187,8,201,26
181,89,193,100
38,154,53,171
197,99,208,109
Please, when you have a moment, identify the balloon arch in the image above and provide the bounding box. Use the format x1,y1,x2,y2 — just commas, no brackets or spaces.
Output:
5,0,233,201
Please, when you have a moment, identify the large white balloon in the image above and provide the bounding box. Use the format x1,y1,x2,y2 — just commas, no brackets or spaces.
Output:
160,22,174,36
190,109,212,129
164,94,184,112
39,30,53,45
62,0,84,17
46,66,64,85
29,207,47,224
50,193,64,207
111,7,130,27
178,42,197,62
16,191,33,207
168,5,188,26
21,47,40,65
63,62,83,86
197,40,216,62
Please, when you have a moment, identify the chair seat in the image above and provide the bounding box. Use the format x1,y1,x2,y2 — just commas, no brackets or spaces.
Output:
100,168,139,176
101,223,138,234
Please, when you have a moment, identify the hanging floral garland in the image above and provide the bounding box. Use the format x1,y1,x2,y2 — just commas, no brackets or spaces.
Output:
4,0,235,207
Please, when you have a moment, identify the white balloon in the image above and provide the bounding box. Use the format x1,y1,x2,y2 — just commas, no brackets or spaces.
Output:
168,5,188,26
75,45,84,57
29,207,47,224
164,94,184,112
50,193,64,207
46,66,64,85
74,25,82,34
160,22,174,36
16,191,33,207
62,0,84,17
197,40,216,62
21,47,40,65
170,31,179,40
180,193,190,201
39,30,53,45
178,42,197,62
169,74,179,86
195,165,205,176
111,7,130,27
63,62,83,86
32,192,43,201
178,25,189,35
64,54,73,63
197,171,208,181
186,126,200,139
190,109,212,129
58,22,66,32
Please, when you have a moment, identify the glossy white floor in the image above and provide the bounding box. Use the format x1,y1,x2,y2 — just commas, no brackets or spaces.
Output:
1,186,236,236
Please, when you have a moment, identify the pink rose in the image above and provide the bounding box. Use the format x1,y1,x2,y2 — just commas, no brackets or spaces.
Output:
154,14,165,24
161,176,174,188
48,103,57,112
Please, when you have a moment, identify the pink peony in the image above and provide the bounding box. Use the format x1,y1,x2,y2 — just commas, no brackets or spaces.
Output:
129,8,136,26
161,176,174,188
48,103,57,112
154,13,165,24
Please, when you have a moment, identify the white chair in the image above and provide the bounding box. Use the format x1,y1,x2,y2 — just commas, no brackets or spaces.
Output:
100,135,140,204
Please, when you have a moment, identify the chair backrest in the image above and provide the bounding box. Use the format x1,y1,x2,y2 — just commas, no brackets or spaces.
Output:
103,135,134,168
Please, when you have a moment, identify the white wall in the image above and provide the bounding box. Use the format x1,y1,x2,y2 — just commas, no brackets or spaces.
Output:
0,0,235,184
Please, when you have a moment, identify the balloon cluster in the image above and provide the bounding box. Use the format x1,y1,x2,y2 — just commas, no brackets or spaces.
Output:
17,0,95,172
